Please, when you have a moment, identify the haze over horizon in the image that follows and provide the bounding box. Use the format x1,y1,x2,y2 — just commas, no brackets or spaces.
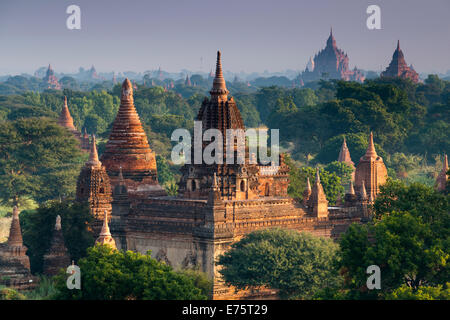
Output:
1,0,449,76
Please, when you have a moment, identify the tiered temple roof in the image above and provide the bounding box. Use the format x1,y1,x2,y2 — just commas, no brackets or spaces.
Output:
381,40,419,83
100,79,164,195
299,29,365,83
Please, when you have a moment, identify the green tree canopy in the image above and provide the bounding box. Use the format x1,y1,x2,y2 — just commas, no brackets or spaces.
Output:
20,200,94,273
53,245,210,300
0,118,85,205
217,228,342,299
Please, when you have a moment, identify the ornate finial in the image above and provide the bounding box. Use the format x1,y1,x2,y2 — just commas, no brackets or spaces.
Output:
397,40,400,51
315,168,320,184
87,134,101,167
95,210,116,249
213,172,218,189
306,177,311,191
55,215,62,230
361,180,367,199
118,165,124,182
348,181,355,195
363,132,378,159
12,205,19,219
121,78,133,102
210,51,229,98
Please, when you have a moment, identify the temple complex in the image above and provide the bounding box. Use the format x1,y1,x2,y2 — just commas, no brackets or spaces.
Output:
43,64,61,90
71,51,390,299
354,133,388,201
436,154,448,192
0,207,38,290
43,216,70,276
381,41,419,83
298,29,365,83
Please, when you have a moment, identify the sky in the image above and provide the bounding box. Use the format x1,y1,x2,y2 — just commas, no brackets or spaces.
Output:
0,0,449,75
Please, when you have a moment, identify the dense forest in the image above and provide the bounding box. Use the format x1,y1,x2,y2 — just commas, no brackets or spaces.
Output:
0,74,449,208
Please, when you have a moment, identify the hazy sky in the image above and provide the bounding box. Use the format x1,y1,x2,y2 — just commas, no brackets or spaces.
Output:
0,0,449,75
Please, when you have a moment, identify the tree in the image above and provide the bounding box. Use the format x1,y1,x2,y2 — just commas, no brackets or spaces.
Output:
52,245,209,300
20,200,94,273
0,118,85,205
217,228,342,299
385,283,450,300
325,161,354,186
339,180,449,299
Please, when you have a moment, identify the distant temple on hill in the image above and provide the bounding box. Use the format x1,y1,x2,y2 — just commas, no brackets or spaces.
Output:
43,64,61,90
71,51,393,299
298,29,365,84
381,40,419,83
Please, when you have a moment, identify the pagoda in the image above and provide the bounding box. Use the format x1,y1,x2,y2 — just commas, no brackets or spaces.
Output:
354,133,388,201
381,41,419,83
100,79,165,195
76,134,113,230
337,136,355,180
0,206,38,290
43,64,61,90
43,215,70,276
299,29,365,83
95,211,117,250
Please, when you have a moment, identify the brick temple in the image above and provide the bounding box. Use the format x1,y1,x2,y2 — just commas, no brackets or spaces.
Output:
73,51,393,299
298,29,365,84
57,96,90,152
381,40,419,83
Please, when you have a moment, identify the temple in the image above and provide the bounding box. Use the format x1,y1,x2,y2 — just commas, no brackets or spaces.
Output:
95,211,117,250
43,64,61,90
76,134,113,232
0,207,38,290
381,40,419,83
338,136,355,180
43,215,70,276
298,29,365,84
71,52,389,299
99,79,165,196
354,133,388,201
57,96,90,152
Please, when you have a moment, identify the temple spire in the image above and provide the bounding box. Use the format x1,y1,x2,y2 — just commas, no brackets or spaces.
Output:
361,180,367,200
95,210,116,249
58,96,76,130
86,134,101,167
363,132,378,159
397,40,400,51
55,215,62,231
348,181,355,195
315,167,320,184
8,206,23,247
210,51,229,99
